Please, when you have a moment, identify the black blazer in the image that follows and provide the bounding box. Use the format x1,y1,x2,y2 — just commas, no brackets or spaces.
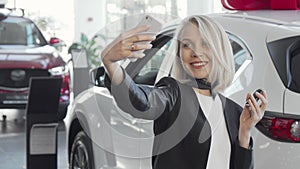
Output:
106,72,253,169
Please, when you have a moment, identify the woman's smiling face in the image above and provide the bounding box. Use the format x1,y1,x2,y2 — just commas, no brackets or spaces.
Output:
178,22,212,81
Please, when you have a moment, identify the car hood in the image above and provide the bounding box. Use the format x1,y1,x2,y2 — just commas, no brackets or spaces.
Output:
0,45,65,69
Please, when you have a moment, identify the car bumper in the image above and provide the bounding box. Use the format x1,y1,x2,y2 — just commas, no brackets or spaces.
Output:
0,92,28,109
0,93,69,119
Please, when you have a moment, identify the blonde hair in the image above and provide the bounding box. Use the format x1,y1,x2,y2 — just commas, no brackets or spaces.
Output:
171,15,235,93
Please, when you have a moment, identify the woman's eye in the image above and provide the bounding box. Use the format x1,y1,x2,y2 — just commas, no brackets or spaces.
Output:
183,42,191,48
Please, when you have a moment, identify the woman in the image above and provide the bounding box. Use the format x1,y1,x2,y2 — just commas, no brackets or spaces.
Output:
101,15,268,169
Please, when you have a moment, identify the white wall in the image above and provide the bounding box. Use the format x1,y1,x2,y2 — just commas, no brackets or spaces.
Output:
74,0,106,41
187,0,214,15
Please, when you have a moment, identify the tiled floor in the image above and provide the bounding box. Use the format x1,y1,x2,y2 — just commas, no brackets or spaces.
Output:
0,120,68,169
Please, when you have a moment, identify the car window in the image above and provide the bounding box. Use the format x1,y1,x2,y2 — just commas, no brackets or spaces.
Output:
0,22,26,45
133,40,172,85
290,47,300,92
0,17,47,46
227,34,252,82
26,23,44,45
267,36,300,93
229,35,252,73
92,36,172,88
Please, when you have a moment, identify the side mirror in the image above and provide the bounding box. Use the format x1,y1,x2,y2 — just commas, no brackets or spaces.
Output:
49,37,66,52
90,66,105,87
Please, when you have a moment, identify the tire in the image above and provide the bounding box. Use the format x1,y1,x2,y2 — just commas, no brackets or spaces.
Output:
70,131,94,169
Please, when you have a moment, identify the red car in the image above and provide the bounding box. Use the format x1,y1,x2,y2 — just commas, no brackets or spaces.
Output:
0,8,70,120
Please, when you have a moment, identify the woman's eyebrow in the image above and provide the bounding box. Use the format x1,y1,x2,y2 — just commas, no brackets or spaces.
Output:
180,38,192,42
181,38,207,44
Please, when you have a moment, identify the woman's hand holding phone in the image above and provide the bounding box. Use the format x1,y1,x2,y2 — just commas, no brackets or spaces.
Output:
128,15,162,62
101,24,155,85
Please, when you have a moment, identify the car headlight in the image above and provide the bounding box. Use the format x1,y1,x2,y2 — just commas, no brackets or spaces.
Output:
49,65,69,76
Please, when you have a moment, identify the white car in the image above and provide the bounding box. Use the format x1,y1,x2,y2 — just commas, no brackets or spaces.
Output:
65,10,300,169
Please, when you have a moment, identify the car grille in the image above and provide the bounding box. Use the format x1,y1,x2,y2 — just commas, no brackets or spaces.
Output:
0,68,50,89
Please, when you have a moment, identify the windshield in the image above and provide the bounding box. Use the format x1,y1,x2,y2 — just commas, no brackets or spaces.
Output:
0,17,47,46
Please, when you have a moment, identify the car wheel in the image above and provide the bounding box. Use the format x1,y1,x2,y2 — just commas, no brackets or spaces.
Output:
70,131,94,169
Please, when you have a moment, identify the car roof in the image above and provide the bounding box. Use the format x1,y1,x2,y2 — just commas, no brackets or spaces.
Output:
0,8,27,20
160,10,300,42
1,15,32,22
213,10,300,26
162,10,300,31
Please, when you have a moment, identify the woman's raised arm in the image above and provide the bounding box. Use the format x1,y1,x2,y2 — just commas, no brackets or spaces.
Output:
101,25,155,85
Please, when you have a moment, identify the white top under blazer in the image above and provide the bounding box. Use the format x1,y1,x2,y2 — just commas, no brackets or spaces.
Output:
195,91,231,169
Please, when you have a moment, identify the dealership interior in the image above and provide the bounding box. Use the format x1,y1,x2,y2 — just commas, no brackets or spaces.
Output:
1,0,300,169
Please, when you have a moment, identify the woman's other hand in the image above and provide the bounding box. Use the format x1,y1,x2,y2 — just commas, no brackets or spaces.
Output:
101,25,155,85
239,90,268,149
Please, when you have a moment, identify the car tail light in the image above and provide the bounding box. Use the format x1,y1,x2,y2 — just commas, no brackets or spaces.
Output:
60,73,70,103
256,112,300,142
49,65,70,102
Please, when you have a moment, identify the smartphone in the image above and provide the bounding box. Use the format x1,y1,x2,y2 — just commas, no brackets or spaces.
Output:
129,15,162,62
136,15,162,34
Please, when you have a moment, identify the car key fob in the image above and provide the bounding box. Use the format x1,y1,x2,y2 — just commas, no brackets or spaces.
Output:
253,89,263,102
246,89,263,107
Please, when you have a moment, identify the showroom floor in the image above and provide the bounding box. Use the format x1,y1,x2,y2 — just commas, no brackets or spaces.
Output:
0,119,68,169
